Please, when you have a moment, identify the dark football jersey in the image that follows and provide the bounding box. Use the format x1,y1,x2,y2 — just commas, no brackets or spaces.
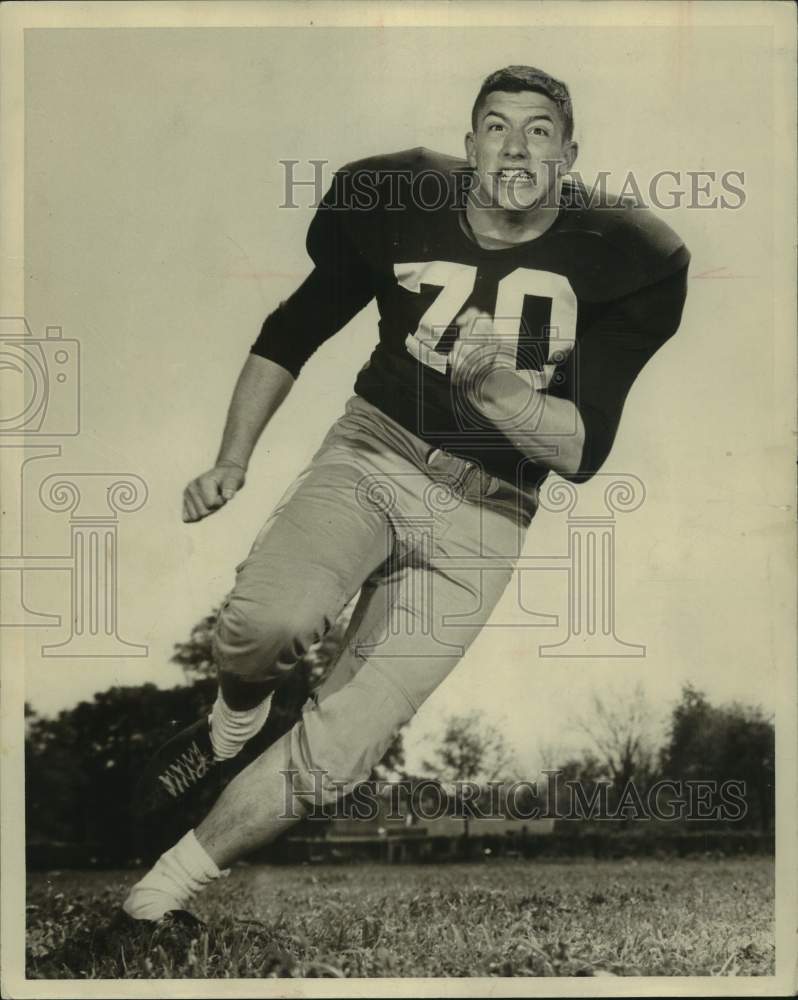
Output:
252,148,690,490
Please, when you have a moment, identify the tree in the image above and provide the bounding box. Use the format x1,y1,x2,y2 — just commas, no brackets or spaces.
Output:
370,729,407,782
423,710,518,785
26,599,414,865
659,685,774,831
420,710,519,844
170,607,220,679
541,752,610,821
575,683,659,800
25,679,217,865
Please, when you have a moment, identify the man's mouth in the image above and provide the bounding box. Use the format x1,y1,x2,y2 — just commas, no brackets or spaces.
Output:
495,168,536,185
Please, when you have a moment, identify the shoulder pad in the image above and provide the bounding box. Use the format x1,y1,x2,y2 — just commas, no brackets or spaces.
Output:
333,147,470,211
320,149,469,257
339,147,468,179
559,179,690,292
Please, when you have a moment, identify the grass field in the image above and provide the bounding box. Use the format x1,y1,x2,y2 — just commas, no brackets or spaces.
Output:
26,857,774,979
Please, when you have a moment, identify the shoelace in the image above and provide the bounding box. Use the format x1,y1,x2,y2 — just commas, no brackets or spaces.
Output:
157,741,215,798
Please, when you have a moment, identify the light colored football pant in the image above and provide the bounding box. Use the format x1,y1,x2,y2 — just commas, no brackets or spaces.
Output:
212,395,538,805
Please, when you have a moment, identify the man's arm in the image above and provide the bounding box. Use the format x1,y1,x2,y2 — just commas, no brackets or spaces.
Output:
250,166,377,379
452,265,689,483
182,355,293,522
473,368,585,477
215,354,294,470
450,306,585,476
184,168,376,523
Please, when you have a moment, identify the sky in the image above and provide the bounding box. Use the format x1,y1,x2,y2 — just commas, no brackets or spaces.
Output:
9,19,793,772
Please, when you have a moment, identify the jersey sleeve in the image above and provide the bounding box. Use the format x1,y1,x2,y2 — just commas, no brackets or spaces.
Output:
549,263,689,483
250,172,376,378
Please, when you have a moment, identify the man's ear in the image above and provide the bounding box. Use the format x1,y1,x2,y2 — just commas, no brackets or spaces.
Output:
563,140,578,172
465,132,477,168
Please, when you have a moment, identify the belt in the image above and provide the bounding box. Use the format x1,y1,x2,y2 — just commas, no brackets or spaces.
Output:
424,446,498,497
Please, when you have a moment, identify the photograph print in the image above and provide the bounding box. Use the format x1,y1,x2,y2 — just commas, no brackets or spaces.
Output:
1,1,795,996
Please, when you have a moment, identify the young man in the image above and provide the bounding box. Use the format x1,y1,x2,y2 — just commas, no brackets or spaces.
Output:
124,66,689,924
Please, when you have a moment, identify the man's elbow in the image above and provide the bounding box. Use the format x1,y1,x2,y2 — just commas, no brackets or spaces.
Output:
546,436,587,480
551,415,613,483
543,411,587,479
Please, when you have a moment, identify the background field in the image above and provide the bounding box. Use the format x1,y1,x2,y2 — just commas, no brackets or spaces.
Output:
27,857,774,979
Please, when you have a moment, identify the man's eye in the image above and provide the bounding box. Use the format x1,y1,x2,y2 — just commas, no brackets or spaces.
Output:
530,127,549,137
488,123,504,132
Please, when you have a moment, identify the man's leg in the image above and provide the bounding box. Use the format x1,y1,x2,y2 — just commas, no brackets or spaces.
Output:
205,459,394,759
124,453,395,918
179,477,527,875
133,430,399,820
126,403,534,920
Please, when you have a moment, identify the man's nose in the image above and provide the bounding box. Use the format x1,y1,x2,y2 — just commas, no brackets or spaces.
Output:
502,129,529,157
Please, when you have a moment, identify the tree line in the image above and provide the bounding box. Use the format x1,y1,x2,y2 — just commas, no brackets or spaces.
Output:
25,606,774,866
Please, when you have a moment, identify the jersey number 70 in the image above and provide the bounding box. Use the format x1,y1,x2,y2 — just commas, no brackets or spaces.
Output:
394,261,577,390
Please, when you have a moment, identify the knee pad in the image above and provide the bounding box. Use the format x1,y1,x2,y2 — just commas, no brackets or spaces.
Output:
213,596,328,681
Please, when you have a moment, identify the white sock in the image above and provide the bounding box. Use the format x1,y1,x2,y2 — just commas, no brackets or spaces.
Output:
123,830,228,921
209,690,273,762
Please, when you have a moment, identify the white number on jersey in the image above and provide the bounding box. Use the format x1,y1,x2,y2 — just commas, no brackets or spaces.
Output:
394,262,577,388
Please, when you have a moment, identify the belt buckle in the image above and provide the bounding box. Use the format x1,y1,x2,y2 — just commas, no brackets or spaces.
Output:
458,459,480,495
425,447,467,501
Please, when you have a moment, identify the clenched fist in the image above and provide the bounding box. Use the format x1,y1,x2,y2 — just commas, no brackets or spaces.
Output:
450,307,518,398
182,461,246,522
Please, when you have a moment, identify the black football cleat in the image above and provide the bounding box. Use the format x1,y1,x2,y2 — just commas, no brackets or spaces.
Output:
101,908,208,960
35,907,210,975
134,666,313,820
107,906,207,939
133,716,220,817
153,908,208,939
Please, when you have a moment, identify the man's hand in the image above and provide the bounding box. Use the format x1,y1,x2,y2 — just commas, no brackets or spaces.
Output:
449,307,585,477
450,307,517,403
182,461,246,522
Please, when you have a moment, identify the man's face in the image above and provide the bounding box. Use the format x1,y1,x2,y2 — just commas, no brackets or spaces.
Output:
465,90,577,212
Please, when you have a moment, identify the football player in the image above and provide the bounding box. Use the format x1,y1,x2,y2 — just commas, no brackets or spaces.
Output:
122,65,689,926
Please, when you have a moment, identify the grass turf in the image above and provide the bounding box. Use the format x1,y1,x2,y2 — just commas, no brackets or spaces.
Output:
26,856,774,979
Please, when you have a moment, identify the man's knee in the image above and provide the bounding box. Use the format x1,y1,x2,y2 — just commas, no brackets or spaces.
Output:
213,595,330,680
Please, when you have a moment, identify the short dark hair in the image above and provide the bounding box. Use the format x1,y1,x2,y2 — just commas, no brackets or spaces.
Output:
471,66,574,141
